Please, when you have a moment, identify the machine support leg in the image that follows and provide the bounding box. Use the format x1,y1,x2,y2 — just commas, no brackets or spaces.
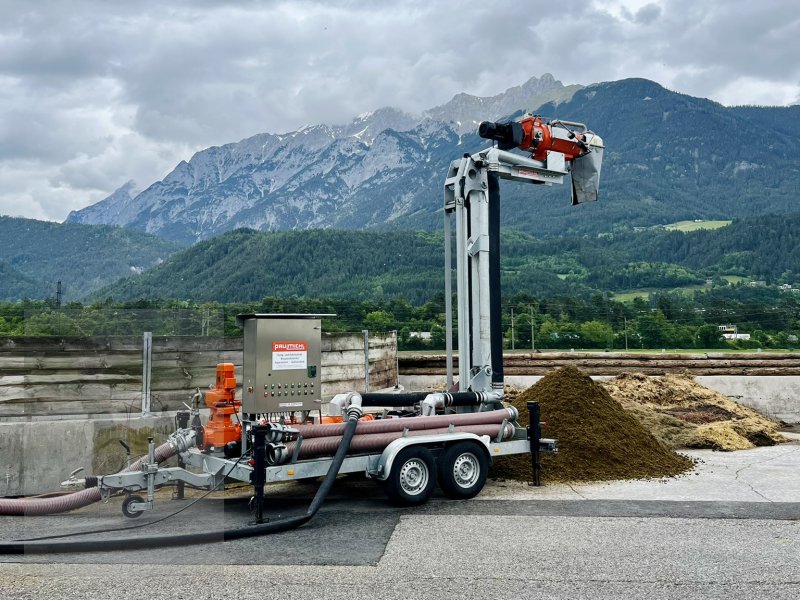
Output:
146,438,156,503
250,425,268,524
526,402,542,487
174,411,190,500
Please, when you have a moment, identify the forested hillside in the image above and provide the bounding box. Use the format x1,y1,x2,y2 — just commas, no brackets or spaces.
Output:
0,217,182,300
95,213,800,303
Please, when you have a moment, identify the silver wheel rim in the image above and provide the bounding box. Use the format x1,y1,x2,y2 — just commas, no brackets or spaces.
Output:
453,452,480,489
399,458,429,496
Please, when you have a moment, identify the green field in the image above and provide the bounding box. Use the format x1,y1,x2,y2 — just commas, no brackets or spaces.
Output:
664,220,732,232
612,282,711,302
722,275,748,284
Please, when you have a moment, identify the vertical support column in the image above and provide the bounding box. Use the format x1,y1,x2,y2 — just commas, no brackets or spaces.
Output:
455,191,470,391
141,331,152,416
527,401,542,487
363,329,370,393
487,172,504,390
469,185,492,392
444,210,454,391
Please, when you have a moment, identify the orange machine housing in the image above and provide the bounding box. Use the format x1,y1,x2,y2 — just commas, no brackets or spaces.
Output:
203,363,242,450
516,116,587,162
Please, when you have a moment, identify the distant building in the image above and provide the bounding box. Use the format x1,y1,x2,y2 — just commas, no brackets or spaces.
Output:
719,324,750,340
409,331,432,341
748,280,767,287
722,333,751,340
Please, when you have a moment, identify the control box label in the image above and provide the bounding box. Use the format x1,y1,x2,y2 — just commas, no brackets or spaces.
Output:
279,401,304,408
272,341,308,371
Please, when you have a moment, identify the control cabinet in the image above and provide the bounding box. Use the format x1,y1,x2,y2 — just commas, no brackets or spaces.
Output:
238,314,323,414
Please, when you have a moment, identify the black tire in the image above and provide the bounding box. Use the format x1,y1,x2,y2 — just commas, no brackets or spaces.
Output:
437,442,489,500
383,446,437,507
121,494,145,518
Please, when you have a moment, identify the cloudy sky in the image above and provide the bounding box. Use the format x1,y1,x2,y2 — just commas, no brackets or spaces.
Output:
1,0,798,223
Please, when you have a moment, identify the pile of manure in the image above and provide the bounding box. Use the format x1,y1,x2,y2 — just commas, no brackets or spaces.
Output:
601,372,787,451
493,366,694,483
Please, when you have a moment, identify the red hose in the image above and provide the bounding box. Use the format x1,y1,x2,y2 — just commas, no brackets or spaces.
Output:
0,441,177,516
286,422,515,460
293,408,516,440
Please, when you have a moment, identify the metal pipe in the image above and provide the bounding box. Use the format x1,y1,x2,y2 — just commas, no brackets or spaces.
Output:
294,407,517,440
419,391,501,416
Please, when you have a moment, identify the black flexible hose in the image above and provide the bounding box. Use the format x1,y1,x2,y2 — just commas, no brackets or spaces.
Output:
0,416,360,555
359,392,429,406
358,391,483,408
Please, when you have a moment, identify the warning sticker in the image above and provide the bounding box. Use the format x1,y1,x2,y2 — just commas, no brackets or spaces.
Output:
272,341,308,371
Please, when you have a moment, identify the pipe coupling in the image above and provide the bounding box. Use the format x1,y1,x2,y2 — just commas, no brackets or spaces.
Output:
169,429,197,454
346,392,363,421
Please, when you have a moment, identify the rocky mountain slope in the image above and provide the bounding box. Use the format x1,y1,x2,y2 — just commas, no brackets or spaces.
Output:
67,76,800,245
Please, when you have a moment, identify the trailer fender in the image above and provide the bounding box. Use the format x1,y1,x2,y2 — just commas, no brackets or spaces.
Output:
372,432,491,481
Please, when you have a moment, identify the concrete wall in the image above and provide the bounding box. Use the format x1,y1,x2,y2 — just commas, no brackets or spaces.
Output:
399,374,800,424
0,413,176,497
0,331,397,496
0,332,397,417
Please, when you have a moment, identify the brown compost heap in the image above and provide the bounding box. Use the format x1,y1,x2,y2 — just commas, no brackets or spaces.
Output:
601,372,787,451
493,366,694,483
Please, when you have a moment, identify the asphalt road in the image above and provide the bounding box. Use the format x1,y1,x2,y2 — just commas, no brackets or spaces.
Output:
1,441,799,599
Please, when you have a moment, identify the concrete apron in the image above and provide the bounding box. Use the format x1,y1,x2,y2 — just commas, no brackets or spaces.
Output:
399,374,800,424
0,413,177,497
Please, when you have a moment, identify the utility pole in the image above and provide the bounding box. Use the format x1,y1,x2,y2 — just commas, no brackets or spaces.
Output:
55,281,62,309
530,304,535,351
624,316,629,351
510,307,515,351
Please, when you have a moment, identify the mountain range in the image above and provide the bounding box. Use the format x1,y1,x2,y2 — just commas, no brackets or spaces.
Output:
66,74,800,245
4,74,800,304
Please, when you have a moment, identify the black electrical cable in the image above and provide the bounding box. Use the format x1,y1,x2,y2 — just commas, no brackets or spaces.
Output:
15,451,251,542
0,415,360,555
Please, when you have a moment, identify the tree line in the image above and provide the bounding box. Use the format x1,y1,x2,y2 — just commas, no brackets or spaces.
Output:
4,283,800,351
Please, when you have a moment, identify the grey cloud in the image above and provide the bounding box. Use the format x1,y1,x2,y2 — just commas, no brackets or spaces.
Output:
635,4,662,25
0,0,798,222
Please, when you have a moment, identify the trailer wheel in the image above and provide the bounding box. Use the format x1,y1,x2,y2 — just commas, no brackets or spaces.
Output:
383,446,437,507
437,442,488,500
121,494,145,518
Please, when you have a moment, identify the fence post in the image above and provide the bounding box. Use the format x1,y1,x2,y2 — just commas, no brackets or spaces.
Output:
142,331,152,416
392,330,400,388
363,329,370,393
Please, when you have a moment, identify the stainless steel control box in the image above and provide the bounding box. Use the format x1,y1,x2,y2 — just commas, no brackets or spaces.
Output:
238,314,322,414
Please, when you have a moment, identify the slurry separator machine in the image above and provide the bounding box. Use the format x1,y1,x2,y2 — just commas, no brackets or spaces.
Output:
0,113,603,553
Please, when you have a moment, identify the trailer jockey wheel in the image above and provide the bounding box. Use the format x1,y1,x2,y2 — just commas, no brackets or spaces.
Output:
121,494,145,518
383,447,437,507
437,442,489,500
